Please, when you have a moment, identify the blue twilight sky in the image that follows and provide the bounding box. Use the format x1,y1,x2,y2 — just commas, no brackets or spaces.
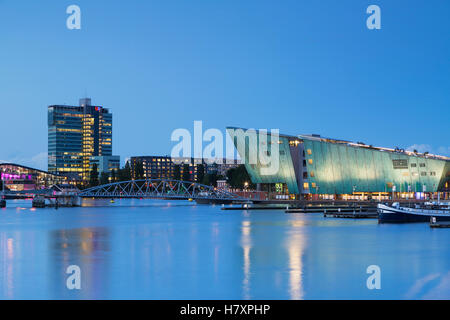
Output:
0,0,449,170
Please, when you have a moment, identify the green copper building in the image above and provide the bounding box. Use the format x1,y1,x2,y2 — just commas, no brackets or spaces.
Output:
227,127,450,200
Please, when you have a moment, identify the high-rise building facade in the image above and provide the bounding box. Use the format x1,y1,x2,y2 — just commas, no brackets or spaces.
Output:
48,98,113,182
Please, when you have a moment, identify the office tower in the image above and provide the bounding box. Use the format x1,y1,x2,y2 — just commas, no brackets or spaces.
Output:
48,98,113,182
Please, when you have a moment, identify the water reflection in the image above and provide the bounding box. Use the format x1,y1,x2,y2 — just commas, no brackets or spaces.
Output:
49,227,110,299
238,217,307,300
1,235,15,298
241,220,252,300
0,230,44,299
286,227,306,300
0,200,449,299
212,222,220,280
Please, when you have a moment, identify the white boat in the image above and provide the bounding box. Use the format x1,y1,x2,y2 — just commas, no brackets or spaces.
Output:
378,202,450,223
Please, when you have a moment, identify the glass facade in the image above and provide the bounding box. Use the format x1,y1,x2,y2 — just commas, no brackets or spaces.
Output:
227,127,450,197
48,98,113,182
90,156,120,179
303,138,448,195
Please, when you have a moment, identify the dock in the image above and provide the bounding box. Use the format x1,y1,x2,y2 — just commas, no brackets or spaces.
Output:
286,205,378,218
430,222,450,228
221,203,379,218
285,206,375,213
286,205,377,218
222,205,286,211
323,212,378,219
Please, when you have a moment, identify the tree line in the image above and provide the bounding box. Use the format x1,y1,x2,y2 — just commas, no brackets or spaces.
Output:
86,161,132,189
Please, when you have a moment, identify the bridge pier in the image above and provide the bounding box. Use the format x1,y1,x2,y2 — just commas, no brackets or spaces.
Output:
32,195,81,208
32,197,46,208
49,196,81,207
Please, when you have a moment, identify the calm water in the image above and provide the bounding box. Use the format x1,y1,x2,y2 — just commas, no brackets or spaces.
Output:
0,199,449,300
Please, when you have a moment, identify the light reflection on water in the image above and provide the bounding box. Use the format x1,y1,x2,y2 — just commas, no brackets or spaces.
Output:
241,220,252,300
0,199,449,300
286,221,306,300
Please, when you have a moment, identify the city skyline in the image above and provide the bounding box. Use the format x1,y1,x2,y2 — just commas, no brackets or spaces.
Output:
1,1,449,171
1,1,450,303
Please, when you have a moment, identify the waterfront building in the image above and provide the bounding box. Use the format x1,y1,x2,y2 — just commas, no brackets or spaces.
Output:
48,98,118,182
130,156,240,182
227,127,450,200
0,163,69,191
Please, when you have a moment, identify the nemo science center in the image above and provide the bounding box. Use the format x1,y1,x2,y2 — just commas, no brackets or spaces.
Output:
227,127,450,201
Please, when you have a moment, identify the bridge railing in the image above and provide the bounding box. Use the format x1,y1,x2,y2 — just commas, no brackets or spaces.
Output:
78,179,248,201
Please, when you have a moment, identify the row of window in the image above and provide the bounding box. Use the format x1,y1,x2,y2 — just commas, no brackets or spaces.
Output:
302,181,444,191
303,170,437,179
305,156,437,174
303,182,317,190
305,148,431,169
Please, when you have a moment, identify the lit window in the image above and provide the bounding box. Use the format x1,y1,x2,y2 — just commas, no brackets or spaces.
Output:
308,159,313,165
303,182,309,189
307,149,312,155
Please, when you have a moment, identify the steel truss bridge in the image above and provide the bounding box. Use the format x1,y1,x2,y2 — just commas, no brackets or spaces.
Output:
78,179,249,202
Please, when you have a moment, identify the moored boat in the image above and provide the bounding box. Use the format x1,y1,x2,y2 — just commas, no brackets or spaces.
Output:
378,203,450,223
